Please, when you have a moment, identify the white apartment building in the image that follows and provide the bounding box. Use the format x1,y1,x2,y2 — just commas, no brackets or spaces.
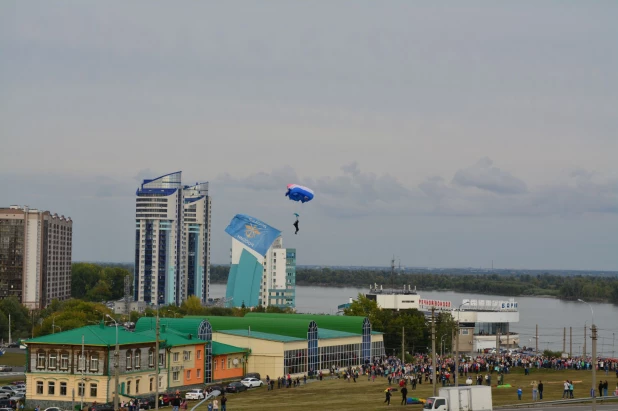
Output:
182,182,212,302
0,205,73,308
227,236,296,309
134,172,212,306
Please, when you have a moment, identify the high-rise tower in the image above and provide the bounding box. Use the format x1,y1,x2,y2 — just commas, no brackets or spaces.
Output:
134,172,211,306
182,182,212,302
0,205,73,308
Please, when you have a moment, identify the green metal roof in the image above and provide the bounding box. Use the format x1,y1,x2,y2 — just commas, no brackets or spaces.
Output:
211,341,249,356
26,324,156,346
317,328,359,339
217,329,303,342
244,313,369,334
135,317,205,336
135,326,205,347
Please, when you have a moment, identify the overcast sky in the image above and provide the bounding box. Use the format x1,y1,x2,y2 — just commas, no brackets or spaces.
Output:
1,2,617,270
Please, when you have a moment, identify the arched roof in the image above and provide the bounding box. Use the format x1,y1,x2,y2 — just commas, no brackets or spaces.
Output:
137,316,318,340
244,313,369,334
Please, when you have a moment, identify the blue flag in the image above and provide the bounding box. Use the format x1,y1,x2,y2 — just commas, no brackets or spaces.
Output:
224,214,282,256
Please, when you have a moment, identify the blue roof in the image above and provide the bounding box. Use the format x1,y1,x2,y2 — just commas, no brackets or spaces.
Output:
142,171,182,185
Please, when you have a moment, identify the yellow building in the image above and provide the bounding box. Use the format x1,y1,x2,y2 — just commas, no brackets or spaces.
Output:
25,322,206,408
136,313,386,382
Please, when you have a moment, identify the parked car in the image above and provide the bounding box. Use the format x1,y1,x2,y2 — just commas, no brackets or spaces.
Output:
0,393,10,400
136,396,156,409
7,343,18,348
157,393,172,406
240,377,263,388
0,388,16,393
243,373,261,381
91,403,114,411
225,382,247,393
44,407,65,411
205,385,223,396
0,366,12,372
0,407,13,411
185,389,205,400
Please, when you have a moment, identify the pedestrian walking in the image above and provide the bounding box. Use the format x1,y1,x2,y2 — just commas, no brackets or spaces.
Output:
401,386,408,405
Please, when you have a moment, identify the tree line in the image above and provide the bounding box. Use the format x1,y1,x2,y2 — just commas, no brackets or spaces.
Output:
211,265,618,304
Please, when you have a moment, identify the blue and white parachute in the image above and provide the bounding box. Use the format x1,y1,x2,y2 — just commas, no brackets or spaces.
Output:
285,184,314,203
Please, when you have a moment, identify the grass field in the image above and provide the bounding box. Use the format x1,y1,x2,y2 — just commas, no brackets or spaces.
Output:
195,368,618,411
0,352,26,367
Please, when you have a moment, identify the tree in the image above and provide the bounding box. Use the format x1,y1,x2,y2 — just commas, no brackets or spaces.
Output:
0,296,31,338
181,296,205,315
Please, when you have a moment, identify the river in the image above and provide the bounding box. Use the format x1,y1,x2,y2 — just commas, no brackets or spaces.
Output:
208,283,618,355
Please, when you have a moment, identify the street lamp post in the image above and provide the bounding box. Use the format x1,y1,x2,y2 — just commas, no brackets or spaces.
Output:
106,314,120,411
440,335,447,358
578,299,596,411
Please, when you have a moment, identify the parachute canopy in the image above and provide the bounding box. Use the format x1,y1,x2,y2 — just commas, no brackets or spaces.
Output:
285,184,314,203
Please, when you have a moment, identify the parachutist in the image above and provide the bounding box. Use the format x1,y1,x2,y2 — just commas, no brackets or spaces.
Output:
293,218,299,235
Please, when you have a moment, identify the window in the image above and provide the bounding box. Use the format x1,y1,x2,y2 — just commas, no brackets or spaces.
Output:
197,369,201,379
173,352,179,362
173,371,179,381
159,376,163,388
227,358,231,369
36,381,43,394
126,352,132,370
187,370,192,380
183,351,191,361
77,354,85,371
48,352,57,369
149,378,153,391
78,382,85,397
48,381,55,395
462,329,469,335
126,381,131,395
135,380,140,394
134,350,141,369
90,355,99,372
90,383,97,397
60,382,67,396
37,352,46,368
214,360,217,371
221,359,225,370
148,350,154,367
159,353,164,366
60,353,69,370
197,350,201,360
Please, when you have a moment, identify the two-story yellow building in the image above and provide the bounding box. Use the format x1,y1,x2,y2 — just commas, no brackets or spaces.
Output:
25,321,206,409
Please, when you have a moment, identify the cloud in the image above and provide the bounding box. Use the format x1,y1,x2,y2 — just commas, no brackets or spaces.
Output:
420,159,618,217
452,157,528,195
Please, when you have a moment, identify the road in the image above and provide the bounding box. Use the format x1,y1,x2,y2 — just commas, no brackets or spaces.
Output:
500,405,618,411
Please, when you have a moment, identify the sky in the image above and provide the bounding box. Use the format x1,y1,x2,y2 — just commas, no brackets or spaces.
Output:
1,1,617,271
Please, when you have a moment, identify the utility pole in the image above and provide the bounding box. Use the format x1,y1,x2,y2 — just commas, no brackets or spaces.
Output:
563,327,566,354
591,324,597,411
535,324,538,355
584,325,588,357
155,305,160,411
8,314,11,345
431,307,436,396
80,335,84,411
569,327,572,358
401,327,405,362
106,315,120,411
496,327,501,354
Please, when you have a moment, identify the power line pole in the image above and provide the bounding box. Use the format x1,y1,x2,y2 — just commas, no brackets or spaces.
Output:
535,324,538,355
584,325,588,357
401,326,405,362
569,327,572,358
563,327,566,353
431,306,436,396
155,305,160,411
591,324,597,411
496,327,501,354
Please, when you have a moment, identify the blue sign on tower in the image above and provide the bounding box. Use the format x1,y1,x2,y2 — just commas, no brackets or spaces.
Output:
224,214,281,257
